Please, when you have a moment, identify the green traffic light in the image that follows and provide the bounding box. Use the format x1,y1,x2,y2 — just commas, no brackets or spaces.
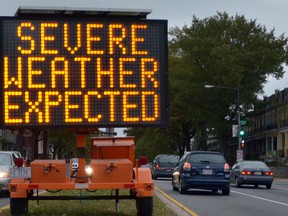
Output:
240,130,245,136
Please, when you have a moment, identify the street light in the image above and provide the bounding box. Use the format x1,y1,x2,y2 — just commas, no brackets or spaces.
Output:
204,84,241,150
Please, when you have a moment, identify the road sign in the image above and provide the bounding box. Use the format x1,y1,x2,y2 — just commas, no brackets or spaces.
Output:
240,120,247,125
0,17,168,128
237,150,243,161
232,125,238,137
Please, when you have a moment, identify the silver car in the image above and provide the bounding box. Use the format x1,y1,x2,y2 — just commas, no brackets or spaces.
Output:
230,160,274,189
0,151,22,196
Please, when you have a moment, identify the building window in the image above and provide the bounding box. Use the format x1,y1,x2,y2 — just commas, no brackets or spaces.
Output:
273,136,277,151
267,137,272,151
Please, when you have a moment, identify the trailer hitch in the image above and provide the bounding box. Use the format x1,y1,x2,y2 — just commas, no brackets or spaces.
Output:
44,163,60,174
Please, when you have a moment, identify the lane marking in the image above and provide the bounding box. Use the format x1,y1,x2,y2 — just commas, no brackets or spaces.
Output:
155,186,199,216
232,190,288,207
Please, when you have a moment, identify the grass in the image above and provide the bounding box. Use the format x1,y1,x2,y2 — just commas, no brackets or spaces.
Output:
0,189,178,216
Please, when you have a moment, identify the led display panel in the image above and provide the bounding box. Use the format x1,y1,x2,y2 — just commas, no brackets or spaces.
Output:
0,17,168,128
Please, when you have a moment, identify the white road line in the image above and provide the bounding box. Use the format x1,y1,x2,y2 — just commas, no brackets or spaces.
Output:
232,190,288,207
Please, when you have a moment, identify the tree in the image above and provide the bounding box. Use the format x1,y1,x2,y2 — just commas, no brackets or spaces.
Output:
169,12,288,160
48,129,77,159
128,12,288,161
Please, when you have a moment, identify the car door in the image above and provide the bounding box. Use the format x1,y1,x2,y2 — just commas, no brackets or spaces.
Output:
173,153,188,186
230,162,240,183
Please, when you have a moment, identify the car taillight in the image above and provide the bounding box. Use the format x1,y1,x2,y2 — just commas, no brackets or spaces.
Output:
224,163,230,172
155,164,159,169
183,162,191,171
265,171,273,176
241,170,252,175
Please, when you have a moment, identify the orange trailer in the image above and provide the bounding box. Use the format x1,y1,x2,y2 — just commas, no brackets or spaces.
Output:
9,135,154,215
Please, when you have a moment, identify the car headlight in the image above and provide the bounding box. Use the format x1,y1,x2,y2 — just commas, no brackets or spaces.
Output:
0,171,9,178
85,166,93,175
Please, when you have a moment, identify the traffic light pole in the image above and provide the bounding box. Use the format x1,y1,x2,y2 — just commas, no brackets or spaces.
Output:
205,84,242,150
237,88,241,150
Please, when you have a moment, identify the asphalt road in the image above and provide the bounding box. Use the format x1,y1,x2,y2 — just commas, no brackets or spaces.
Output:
1,179,287,215
154,178,288,216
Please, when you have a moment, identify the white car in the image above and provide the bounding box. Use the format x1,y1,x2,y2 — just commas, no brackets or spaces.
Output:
0,151,22,196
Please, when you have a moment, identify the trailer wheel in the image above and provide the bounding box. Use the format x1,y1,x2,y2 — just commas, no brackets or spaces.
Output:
136,196,153,216
10,198,28,216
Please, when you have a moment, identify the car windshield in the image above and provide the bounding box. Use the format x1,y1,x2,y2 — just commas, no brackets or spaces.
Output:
243,161,268,169
0,153,12,166
188,153,226,164
158,155,179,167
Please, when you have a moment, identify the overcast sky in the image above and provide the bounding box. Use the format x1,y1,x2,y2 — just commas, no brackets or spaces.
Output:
1,0,287,136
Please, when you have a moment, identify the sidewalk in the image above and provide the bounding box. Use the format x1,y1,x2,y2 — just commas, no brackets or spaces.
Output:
274,177,288,182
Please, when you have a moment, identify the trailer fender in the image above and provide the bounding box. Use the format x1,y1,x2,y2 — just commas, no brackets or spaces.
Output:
133,167,154,197
133,167,153,183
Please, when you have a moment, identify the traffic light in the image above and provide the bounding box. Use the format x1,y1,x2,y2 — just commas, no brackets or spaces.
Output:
240,129,245,137
241,140,245,149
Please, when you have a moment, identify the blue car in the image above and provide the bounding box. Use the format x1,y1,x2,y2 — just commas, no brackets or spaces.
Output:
172,151,230,195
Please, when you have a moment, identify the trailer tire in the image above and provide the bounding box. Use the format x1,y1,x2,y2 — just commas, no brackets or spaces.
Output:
10,198,28,216
136,196,153,216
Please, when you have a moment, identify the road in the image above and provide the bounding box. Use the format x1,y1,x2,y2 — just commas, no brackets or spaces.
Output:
154,178,288,216
1,179,288,215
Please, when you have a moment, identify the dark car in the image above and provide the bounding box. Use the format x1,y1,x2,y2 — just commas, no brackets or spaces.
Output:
230,160,274,189
172,151,230,195
152,154,179,180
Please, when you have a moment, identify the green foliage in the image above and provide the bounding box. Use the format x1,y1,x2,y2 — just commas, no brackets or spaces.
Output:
129,12,288,158
169,11,288,155
48,129,77,159
126,127,178,161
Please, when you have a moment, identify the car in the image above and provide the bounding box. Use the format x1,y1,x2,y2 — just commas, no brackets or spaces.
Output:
152,154,179,180
0,151,22,196
230,160,274,189
172,151,230,195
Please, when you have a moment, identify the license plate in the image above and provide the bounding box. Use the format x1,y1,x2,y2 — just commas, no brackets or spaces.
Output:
9,167,31,178
254,171,261,175
203,169,213,175
167,169,171,172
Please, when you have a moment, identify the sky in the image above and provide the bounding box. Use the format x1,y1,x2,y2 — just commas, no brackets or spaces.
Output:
1,0,288,96
1,0,288,135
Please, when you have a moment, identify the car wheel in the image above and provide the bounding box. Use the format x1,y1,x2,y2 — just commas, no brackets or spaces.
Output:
10,197,28,216
179,178,187,194
172,179,178,191
266,184,272,189
235,177,241,188
222,189,230,195
152,173,157,180
136,196,153,216
254,184,258,188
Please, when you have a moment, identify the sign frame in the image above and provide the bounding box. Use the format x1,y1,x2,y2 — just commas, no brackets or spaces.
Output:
0,15,168,128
